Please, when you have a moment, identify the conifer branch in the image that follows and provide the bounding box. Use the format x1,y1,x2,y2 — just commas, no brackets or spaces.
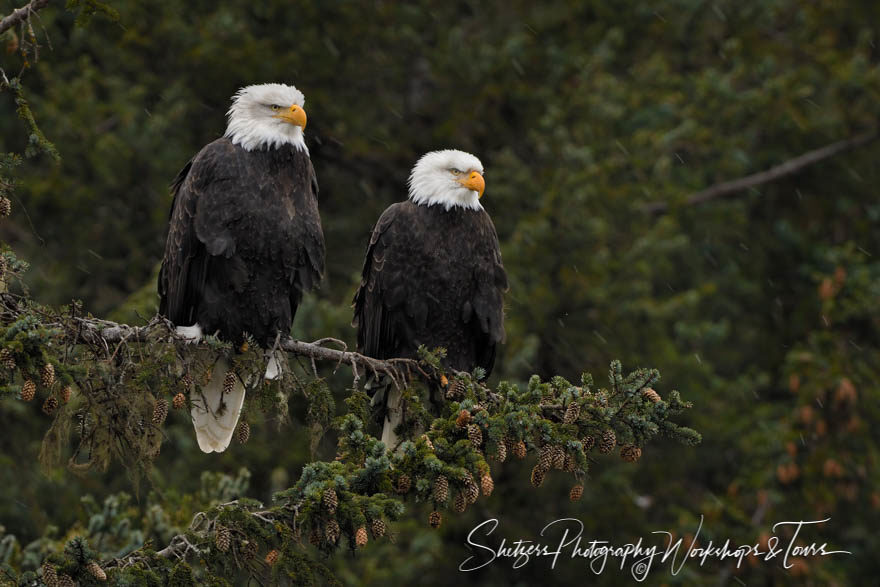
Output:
0,0,51,36
640,128,878,214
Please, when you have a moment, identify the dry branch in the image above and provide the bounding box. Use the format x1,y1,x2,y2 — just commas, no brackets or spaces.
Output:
640,128,878,214
0,0,51,36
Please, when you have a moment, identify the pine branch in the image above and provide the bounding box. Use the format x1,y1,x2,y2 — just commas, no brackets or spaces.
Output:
640,128,878,214
0,0,51,36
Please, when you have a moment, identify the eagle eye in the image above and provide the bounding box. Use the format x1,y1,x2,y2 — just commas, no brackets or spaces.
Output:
450,168,462,175
270,104,281,111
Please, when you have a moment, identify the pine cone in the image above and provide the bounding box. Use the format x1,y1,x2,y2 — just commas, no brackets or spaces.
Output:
172,392,186,410
41,363,55,387
453,492,467,513
265,549,280,565
563,453,577,473
599,429,616,453
582,435,596,451
429,510,442,528
467,424,483,450
58,575,75,587
530,465,545,488
643,388,662,403
538,444,554,472
152,398,168,426
446,378,466,400
223,371,237,394
455,409,471,428
433,475,449,503
564,401,581,424
236,421,250,444
241,539,257,560
371,518,386,538
21,379,36,401
552,445,566,470
355,526,368,548
323,488,338,514
326,518,341,543
0,348,15,370
308,527,322,546
86,561,106,581
512,440,527,459
42,563,58,587
396,473,411,494
180,373,193,391
481,473,494,497
0,196,11,217
42,396,58,416
493,440,507,462
620,444,642,463
215,524,230,552
570,484,584,502
465,476,480,504
61,385,72,403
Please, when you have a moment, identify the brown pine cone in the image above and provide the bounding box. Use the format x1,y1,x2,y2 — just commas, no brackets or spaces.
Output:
236,421,251,444
180,373,193,390
493,440,507,462
446,378,466,400
355,526,368,548
429,510,442,528
570,484,584,501
481,473,494,497
582,435,596,451
512,440,527,459
433,475,449,503
564,401,581,424
85,561,106,581
42,563,58,587
42,396,58,416
151,398,169,426
223,370,237,394
323,488,339,514
530,465,545,487
371,518,386,538
453,492,467,513
465,476,480,504
620,444,642,462
172,392,186,410
455,409,471,428
21,379,36,402
215,524,231,552
467,424,483,450
642,388,662,403
551,445,566,470
326,519,341,543
0,196,10,217
563,453,577,472
264,549,280,565
58,575,75,587
599,429,616,453
0,348,15,370
538,444,554,472
61,385,72,403
41,363,55,387
396,473,411,494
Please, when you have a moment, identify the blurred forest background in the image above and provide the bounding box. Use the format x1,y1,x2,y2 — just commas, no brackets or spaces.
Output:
1,0,879,584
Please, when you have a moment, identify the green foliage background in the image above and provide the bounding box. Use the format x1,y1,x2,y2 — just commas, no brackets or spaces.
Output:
1,0,879,584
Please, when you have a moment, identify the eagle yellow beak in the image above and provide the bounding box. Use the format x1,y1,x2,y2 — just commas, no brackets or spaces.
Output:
276,104,307,129
459,171,485,198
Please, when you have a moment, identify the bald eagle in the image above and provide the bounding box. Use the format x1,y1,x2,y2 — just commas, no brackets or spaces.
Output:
352,149,507,447
159,83,324,453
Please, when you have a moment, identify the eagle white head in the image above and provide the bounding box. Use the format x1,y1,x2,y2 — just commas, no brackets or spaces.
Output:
224,83,308,152
408,149,485,211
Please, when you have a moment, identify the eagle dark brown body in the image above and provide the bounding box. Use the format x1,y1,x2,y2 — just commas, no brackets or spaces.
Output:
353,200,507,376
159,138,324,347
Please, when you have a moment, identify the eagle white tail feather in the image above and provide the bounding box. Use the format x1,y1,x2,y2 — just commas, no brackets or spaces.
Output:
264,350,285,380
381,386,403,451
190,358,245,453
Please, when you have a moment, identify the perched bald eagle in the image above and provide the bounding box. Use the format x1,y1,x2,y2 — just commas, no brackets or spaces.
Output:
352,149,507,447
159,83,324,453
